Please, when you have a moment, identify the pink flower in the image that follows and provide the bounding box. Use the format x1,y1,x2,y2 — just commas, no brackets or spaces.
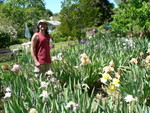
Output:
11,68,20,72
103,66,114,73
11,64,20,72
109,60,115,67
130,58,138,64
115,72,121,79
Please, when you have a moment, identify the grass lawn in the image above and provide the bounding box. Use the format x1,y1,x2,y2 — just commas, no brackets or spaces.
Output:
0,40,77,66
53,40,77,51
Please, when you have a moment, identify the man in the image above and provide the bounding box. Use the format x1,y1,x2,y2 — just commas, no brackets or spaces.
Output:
31,19,54,77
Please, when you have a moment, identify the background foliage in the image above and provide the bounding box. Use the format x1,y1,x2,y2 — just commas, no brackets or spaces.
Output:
0,0,53,46
111,0,150,38
58,0,114,41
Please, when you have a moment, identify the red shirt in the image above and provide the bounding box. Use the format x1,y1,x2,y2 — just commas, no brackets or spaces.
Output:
35,32,51,64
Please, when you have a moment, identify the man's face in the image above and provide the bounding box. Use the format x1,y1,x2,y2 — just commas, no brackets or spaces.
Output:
39,22,48,30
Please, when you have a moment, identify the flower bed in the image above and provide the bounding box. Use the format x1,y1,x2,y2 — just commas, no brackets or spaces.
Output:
0,35,150,112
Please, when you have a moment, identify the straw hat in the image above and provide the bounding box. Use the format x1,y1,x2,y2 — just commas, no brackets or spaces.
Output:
37,19,48,26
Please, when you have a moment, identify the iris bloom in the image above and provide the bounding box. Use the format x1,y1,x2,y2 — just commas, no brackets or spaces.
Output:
145,55,150,63
80,53,88,59
130,58,138,64
65,101,79,111
86,42,91,45
51,56,58,61
80,39,86,43
100,73,112,83
80,59,91,65
6,87,11,92
80,53,91,66
100,78,107,83
51,53,63,61
109,60,115,67
124,95,136,103
11,64,20,72
112,78,120,87
39,81,49,89
45,70,54,75
115,72,120,79
50,77,57,82
108,84,116,92
29,108,38,113
102,73,112,80
122,38,135,49
103,66,114,73
140,52,144,56
96,93,102,99
4,92,11,98
147,49,150,54
57,53,62,61
73,66,79,69
39,90,52,98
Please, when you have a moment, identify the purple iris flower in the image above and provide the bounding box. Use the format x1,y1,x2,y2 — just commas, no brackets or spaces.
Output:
86,42,91,45
81,39,86,43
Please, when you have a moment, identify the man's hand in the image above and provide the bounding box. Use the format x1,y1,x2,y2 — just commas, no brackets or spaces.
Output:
34,61,40,67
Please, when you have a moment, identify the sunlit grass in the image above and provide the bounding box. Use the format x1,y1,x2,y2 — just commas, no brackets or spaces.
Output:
52,40,77,51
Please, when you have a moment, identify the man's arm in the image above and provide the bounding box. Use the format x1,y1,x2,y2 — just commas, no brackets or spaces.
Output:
31,33,40,67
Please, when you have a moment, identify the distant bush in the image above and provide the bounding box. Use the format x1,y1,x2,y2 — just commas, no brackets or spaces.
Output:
50,31,74,43
10,39,22,45
0,32,10,48
50,31,63,43
0,25,17,48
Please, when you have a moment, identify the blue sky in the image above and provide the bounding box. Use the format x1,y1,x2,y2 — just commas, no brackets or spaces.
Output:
45,0,117,14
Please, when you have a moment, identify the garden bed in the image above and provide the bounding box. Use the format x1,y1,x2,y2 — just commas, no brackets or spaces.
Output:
0,37,149,112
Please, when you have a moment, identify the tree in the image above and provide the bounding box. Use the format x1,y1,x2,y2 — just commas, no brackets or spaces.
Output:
45,9,53,17
110,1,150,39
5,0,45,9
0,0,5,4
0,0,52,38
114,0,127,4
58,0,113,41
114,0,149,5
93,0,114,26
58,0,97,41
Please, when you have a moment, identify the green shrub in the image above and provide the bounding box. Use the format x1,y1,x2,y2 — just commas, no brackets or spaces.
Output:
0,32,11,48
50,31,63,42
111,1,150,38
0,25,17,48
50,31,74,42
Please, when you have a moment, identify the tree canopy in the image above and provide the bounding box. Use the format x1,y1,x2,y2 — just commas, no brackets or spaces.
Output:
111,0,150,38
58,0,114,41
0,0,53,38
